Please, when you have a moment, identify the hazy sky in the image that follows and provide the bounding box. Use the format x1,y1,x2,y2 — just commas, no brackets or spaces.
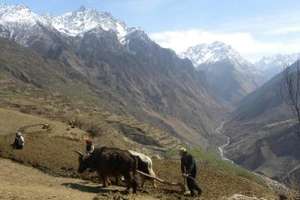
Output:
2,0,300,61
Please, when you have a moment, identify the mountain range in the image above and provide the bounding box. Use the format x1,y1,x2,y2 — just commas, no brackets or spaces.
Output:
255,53,300,81
181,42,262,106
1,4,300,188
0,5,128,41
1,4,297,109
0,4,226,148
182,42,300,83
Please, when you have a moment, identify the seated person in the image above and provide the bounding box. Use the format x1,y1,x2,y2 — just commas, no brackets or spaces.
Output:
12,131,25,150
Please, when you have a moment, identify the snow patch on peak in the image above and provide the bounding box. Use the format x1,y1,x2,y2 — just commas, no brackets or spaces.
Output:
255,53,300,81
51,7,128,40
181,41,250,67
0,4,47,26
256,53,300,71
0,4,149,47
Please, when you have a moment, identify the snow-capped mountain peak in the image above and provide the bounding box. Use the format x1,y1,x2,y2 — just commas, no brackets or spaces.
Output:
0,4,132,44
0,4,48,26
181,41,250,67
255,53,300,81
51,6,128,39
256,53,300,71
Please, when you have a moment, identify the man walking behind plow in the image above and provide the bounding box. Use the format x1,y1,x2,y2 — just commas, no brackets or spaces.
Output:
179,147,202,197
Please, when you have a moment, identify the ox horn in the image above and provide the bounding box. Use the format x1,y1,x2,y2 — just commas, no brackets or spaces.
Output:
74,150,84,157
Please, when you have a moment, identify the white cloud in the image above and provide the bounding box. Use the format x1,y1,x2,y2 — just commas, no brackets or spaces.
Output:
149,29,300,61
265,26,300,35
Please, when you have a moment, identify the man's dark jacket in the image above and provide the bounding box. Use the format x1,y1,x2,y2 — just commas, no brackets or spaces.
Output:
181,153,197,176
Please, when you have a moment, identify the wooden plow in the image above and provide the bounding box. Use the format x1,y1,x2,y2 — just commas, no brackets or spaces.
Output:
136,170,185,192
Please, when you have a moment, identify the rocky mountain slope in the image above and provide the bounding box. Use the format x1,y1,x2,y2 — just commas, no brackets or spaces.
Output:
223,61,300,184
182,42,262,107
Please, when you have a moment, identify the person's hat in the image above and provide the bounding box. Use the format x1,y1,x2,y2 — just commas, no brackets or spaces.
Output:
85,139,93,144
16,131,22,136
179,147,187,153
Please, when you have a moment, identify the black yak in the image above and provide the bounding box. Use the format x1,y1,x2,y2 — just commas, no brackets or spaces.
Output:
75,147,138,193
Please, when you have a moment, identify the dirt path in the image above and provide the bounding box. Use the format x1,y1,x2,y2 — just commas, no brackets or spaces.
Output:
0,158,96,200
0,158,159,200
